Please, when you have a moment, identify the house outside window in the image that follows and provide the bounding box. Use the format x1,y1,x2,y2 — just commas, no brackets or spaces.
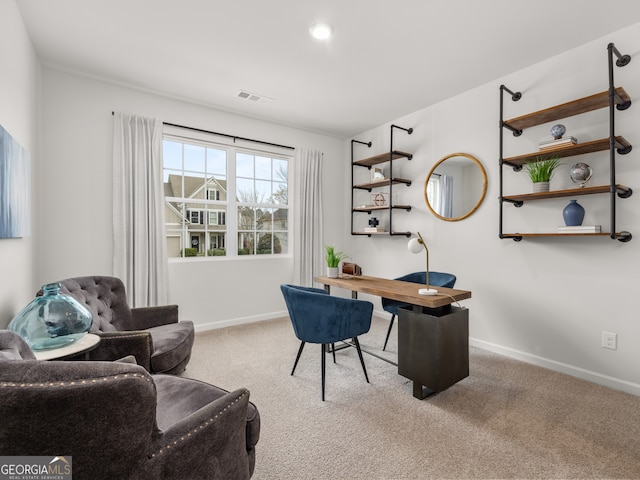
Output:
163,133,289,258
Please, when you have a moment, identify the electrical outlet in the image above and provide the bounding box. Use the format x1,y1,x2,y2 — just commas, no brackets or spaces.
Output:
602,331,617,350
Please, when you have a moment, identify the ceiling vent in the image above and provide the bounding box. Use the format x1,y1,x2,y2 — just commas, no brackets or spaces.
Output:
237,90,274,105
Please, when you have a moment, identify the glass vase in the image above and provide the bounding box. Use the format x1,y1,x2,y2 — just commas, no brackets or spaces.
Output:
8,283,93,351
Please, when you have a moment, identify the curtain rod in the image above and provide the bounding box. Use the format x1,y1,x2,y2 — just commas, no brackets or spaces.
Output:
112,112,294,150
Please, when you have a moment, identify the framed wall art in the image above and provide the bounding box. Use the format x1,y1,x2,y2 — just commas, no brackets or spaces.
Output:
0,124,30,238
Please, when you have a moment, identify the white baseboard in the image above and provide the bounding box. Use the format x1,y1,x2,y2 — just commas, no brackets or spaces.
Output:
470,337,640,397
194,310,289,332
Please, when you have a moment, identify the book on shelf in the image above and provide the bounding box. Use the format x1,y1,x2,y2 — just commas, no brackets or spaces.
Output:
557,225,601,233
539,136,577,149
364,227,386,233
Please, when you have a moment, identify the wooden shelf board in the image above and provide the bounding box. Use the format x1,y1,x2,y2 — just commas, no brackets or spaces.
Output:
353,205,411,212
504,87,631,131
354,178,412,189
503,137,631,166
502,184,630,202
502,232,613,238
352,231,412,236
353,150,412,167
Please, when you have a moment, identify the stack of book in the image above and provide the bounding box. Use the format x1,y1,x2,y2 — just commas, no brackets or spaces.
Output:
364,227,385,233
558,225,601,233
539,136,577,150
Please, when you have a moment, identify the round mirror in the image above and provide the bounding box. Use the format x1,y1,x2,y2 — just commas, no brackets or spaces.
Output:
424,152,487,222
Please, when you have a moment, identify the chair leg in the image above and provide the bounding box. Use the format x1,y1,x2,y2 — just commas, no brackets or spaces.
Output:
383,314,396,351
332,343,336,363
291,341,305,375
321,344,326,401
352,337,369,383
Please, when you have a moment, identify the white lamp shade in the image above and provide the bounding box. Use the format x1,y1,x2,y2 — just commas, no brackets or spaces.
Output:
408,237,423,254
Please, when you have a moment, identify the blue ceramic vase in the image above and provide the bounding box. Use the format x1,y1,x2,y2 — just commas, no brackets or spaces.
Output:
8,283,93,351
562,200,585,226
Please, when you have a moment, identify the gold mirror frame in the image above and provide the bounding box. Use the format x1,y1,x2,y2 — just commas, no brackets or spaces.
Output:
424,152,488,222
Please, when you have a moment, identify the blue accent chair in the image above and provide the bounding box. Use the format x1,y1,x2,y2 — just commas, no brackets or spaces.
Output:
382,271,456,351
280,284,373,401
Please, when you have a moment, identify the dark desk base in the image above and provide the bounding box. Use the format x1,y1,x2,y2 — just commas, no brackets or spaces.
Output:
398,305,469,399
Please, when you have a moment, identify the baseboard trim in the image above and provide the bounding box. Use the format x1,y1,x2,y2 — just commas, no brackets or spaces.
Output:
470,337,640,397
194,311,289,332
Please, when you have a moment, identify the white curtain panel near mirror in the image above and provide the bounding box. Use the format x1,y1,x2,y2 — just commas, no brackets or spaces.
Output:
293,148,323,287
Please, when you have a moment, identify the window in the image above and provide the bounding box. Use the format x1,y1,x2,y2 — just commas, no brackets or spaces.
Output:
208,210,226,226
163,133,289,258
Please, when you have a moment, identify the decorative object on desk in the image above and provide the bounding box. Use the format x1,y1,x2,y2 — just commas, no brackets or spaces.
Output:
8,283,92,351
370,167,386,182
570,162,593,188
562,199,585,226
325,244,348,278
342,262,362,276
550,123,566,139
407,232,437,296
523,155,562,193
370,192,387,206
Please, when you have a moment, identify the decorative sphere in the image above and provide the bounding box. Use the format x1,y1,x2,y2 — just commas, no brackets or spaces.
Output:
550,124,566,139
570,162,593,188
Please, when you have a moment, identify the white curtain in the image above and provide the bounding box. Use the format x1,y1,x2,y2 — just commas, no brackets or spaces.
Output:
112,113,168,307
440,174,454,218
293,149,323,287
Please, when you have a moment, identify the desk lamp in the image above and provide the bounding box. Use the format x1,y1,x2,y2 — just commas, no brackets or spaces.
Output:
407,232,437,295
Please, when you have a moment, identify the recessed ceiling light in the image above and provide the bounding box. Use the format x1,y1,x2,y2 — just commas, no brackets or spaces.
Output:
309,23,333,40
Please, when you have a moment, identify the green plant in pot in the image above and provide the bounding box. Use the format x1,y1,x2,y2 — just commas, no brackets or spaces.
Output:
325,245,348,278
522,155,562,193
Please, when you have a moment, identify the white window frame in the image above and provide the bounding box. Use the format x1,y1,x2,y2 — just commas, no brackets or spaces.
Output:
163,126,291,260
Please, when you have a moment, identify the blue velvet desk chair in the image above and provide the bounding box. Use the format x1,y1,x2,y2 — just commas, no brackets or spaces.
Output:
381,271,456,351
280,284,373,401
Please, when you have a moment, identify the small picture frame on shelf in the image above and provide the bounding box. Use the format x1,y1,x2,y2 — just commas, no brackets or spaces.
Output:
371,167,386,182
370,192,388,207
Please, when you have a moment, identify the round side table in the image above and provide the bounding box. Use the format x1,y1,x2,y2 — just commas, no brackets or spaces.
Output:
33,333,101,361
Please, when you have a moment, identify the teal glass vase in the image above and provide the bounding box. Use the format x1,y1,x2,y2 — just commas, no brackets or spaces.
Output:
8,283,93,351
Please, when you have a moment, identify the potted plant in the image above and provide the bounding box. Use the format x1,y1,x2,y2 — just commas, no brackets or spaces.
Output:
522,155,562,192
325,245,348,278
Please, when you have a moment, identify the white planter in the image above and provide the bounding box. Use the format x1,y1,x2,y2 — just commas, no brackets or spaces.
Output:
532,181,549,193
327,267,339,278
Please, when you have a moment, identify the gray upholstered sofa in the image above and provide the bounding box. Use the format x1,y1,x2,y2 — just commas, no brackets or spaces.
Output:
39,276,194,375
0,330,260,479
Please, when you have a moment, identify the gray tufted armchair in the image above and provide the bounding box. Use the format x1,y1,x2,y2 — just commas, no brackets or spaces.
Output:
0,330,260,479
38,276,194,375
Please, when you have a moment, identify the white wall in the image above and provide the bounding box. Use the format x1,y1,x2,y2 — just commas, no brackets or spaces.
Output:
346,23,640,395
0,0,39,328
36,68,345,330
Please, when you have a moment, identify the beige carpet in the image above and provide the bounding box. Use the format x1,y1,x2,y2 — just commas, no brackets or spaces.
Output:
183,316,640,480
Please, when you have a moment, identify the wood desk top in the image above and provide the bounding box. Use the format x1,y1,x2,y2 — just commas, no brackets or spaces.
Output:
314,275,471,308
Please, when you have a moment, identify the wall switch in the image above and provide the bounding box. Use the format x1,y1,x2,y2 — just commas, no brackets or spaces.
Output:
602,331,617,350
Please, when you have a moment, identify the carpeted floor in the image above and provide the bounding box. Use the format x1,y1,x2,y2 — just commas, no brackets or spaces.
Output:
183,316,640,480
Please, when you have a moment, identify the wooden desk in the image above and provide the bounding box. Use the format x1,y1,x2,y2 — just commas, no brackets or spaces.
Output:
314,275,471,307
314,275,472,399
